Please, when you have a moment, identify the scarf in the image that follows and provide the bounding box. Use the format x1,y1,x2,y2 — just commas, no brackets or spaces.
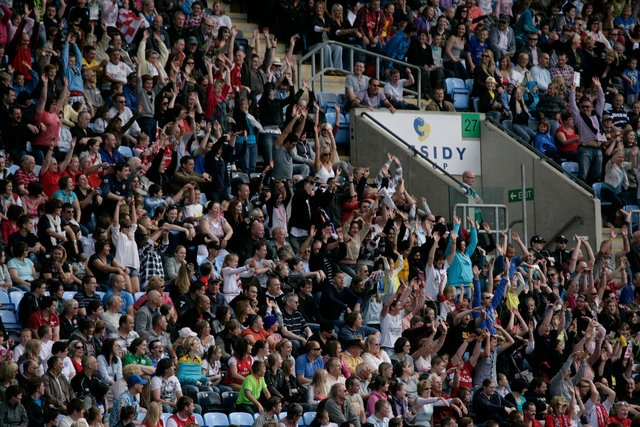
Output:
46,214,62,246
550,413,569,427
595,403,609,427
580,110,604,137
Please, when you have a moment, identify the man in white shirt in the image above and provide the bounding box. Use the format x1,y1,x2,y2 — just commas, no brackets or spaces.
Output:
108,93,141,137
383,68,418,110
379,281,412,356
530,52,552,93
104,48,133,86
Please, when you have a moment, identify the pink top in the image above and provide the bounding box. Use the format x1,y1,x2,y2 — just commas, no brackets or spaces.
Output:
33,111,61,148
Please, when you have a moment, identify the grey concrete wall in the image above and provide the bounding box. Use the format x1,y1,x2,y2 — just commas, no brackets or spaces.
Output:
479,121,601,248
350,112,466,215
351,111,601,249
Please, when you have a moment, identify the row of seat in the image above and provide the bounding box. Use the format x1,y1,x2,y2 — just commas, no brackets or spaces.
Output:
158,411,317,427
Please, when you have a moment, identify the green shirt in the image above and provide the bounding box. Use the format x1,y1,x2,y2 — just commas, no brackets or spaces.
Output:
236,374,266,405
122,352,153,367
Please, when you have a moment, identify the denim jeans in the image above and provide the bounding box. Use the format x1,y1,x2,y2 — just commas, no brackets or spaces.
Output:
310,43,343,70
138,117,158,142
258,132,277,164
512,123,537,143
292,163,311,179
578,145,603,185
239,142,258,174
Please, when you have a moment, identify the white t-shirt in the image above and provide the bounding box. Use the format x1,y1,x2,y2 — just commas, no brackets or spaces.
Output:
380,312,403,348
151,375,182,402
425,262,448,301
383,79,408,102
105,61,133,84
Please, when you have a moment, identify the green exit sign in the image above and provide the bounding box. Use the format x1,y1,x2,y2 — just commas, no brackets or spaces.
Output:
508,188,534,202
461,113,481,138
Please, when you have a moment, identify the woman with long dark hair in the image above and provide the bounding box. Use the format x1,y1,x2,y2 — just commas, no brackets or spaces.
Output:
97,338,123,386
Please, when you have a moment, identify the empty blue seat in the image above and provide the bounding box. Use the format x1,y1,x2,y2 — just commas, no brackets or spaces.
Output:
9,291,23,310
561,161,579,177
229,412,254,427
193,414,204,426
134,292,146,302
317,92,339,109
0,309,21,330
63,291,77,301
204,413,229,427
160,414,172,425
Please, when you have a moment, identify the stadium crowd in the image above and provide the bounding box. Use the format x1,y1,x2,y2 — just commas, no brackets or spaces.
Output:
0,0,636,427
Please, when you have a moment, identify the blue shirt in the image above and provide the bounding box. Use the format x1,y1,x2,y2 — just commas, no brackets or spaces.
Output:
534,132,556,153
103,289,134,314
295,354,324,380
99,148,124,165
623,68,640,95
614,16,636,31
467,35,487,64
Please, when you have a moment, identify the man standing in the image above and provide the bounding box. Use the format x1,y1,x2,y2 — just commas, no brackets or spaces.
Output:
320,272,362,323
569,78,607,185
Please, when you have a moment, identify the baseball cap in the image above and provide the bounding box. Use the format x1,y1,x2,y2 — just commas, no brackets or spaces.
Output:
603,114,613,121
530,235,546,244
127,374,148,387
188,36,198,45
499,14,510,23
556,235,569,243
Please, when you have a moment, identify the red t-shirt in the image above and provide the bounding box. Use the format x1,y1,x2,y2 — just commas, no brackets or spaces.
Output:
556,126,579,153
41,170,63,199
28,310,60,332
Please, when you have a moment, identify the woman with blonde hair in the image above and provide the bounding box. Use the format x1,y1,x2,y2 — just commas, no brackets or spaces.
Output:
234,299,254,327
362,335,391,372
545,395,572,427
0,362,18,402
169,263,192,302
472,49,499,97
142,401,163,427
19,338,43,375
510,86,536,143
497,55,513,87
313,124,337,185
194,319,216,357
307,368,329,408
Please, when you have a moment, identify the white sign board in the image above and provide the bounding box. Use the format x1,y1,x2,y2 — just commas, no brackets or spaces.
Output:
365,111,482,175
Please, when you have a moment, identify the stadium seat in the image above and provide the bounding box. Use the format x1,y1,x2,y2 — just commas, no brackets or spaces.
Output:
204,412,229,427
229,412,255,427
95,291,106,301
7,165,19,174
465,78,474,93
279,412,288,420
33,165,41,176
0,309,21,330
303,412,317,426
197,391,223,412
134,292,146,303
193,414,204,426
317,92,339,109
9,291,23,310
0,292,12,310
161,413,172,425
231,171,250,184
473,97,479,112
561,162,579,178
63,291,77,301
118,146,133,159
253,413,260,421
592,182,612,207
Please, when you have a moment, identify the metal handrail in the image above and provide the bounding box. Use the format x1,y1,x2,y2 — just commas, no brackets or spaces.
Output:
359,111,465,190
543,214,583,250
485,118,596,196
296,40,422,106
453,203,509,245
